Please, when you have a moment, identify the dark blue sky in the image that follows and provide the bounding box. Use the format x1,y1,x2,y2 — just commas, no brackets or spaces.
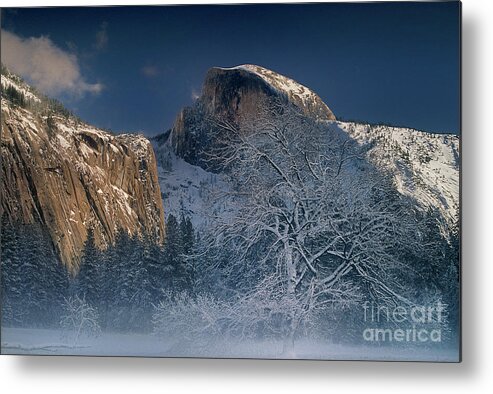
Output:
1,2,460,135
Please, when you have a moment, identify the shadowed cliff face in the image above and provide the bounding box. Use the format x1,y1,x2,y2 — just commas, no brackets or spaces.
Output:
1,77,165,273
201,67,276,121
171,65,336,166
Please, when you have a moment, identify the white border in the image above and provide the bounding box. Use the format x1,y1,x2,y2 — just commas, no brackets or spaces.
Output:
1,0,492,392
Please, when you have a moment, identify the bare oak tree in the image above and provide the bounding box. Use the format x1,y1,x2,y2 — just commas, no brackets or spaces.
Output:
201,98,421,355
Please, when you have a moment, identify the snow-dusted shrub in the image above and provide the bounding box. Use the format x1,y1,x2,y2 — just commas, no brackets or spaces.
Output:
152,276,355,346
152,291,227,343
60,296,101,345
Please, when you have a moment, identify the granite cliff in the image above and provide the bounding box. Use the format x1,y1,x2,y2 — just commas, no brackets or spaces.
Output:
1,70,165,272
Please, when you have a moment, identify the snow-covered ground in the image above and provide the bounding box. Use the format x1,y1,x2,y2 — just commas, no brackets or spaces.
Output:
1,327,166,357
153,137,235,229
1,327,459,361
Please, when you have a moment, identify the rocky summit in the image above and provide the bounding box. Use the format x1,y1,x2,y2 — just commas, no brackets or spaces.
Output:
170,64,336,165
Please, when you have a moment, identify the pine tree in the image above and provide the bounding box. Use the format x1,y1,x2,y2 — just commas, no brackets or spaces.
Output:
29,223,69,325
76,227,103,309
105,229,131,330
180,214,195,290
127,234,151,329
143,235,169,303
1,218,69,327
107,231,152,331
164,215,186,291
98,233,120,330
417,209,450,293
444,219,460,332
1,215,22,326
4,84,27,108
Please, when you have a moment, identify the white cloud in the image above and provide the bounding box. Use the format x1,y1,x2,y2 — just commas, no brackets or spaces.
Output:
191,88,200,100
141,65,160,78
94,22,108,51
1,29,103,96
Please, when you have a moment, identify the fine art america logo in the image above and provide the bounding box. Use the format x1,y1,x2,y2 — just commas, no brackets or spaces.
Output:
362,301,447,343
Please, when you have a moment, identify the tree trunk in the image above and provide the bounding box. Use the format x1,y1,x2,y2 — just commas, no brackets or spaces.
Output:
282,320,297,357
282,243,297,357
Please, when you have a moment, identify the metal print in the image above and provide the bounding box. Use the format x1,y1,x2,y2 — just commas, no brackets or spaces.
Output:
0,2,461,361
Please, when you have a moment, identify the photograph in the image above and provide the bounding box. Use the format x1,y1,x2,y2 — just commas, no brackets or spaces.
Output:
0,1,461,361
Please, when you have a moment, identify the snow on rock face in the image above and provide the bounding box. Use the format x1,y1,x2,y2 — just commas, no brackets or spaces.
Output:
231,64,335,121
152,135,234,230
1,80,165,273
1,73,41,103
335,121,460,228
158,118,459,235
203,64,335,121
